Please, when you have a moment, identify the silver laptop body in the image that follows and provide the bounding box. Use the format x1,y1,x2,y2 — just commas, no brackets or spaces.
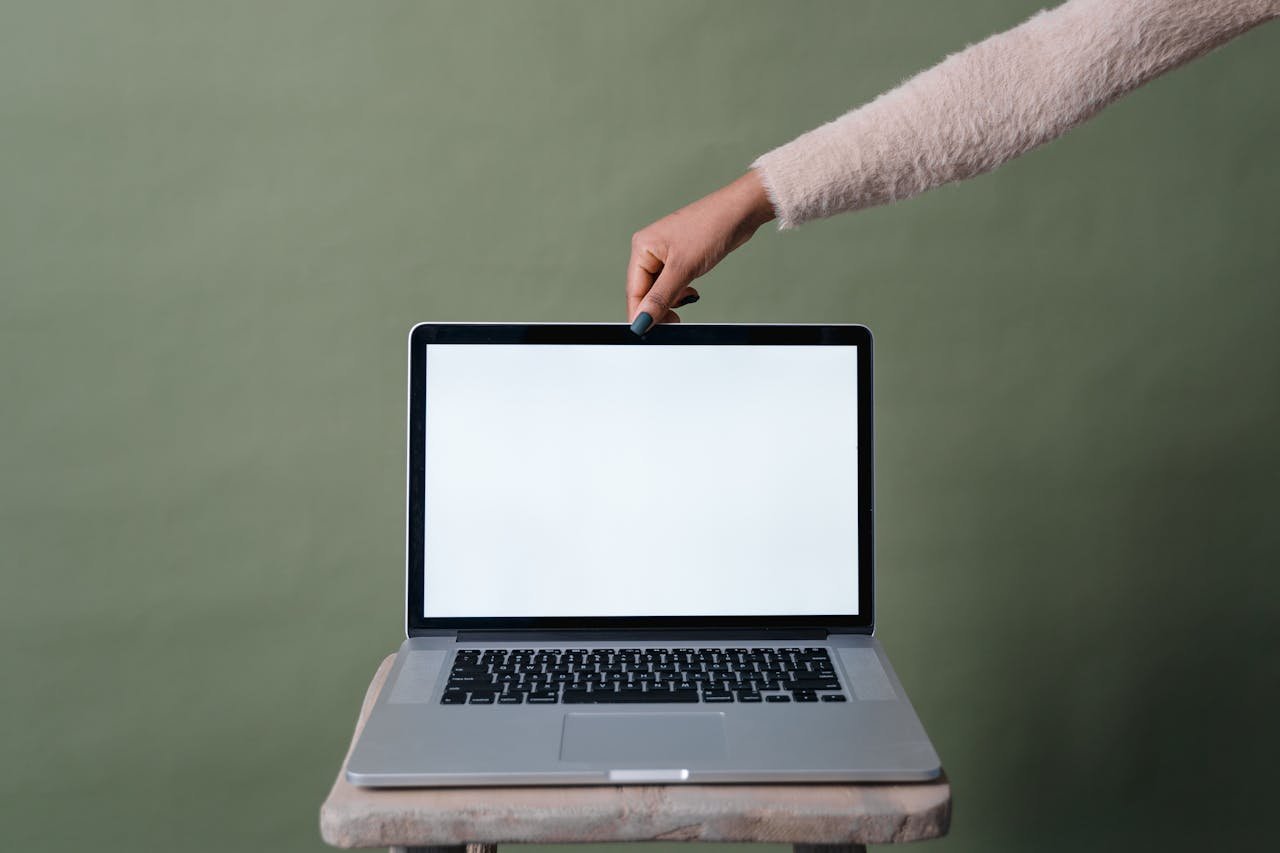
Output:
346,323,941,786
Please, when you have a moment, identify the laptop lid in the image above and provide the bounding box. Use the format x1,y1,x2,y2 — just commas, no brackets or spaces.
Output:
405,323,873,637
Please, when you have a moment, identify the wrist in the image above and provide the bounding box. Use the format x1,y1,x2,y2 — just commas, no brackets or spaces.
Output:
729,169,776,234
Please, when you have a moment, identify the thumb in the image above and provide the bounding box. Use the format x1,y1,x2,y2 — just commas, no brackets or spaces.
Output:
630,261,692,335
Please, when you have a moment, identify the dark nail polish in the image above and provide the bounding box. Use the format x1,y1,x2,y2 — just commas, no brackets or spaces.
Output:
630,311,653,335
677,293,700,307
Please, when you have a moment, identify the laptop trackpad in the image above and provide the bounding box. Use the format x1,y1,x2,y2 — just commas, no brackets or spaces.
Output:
559,712,727,763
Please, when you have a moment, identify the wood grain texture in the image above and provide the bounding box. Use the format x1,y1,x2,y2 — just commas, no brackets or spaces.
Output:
320,656,951,849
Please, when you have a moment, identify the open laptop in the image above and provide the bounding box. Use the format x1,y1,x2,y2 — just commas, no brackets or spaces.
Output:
346,322,941,786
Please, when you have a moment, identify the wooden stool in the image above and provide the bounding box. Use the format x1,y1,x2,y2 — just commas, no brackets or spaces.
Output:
321,656,951,853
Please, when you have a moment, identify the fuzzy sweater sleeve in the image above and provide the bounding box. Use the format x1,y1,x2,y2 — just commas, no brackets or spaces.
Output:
752,0,1279,229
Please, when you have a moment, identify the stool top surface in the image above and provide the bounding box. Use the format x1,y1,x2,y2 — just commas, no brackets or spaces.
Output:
320,655,950,849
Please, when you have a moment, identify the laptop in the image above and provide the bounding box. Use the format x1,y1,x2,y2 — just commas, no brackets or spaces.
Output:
346,322,941,786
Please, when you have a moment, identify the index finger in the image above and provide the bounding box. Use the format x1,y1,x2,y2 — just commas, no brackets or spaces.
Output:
626,245,663,320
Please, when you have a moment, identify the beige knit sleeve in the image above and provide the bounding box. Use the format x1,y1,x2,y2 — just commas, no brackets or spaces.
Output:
752,0,1279,229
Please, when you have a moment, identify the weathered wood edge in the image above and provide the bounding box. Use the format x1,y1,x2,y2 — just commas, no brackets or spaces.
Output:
321,655,951,849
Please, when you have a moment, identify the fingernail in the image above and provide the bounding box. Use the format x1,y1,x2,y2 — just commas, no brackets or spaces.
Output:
630,311,653,335
677,293,700,307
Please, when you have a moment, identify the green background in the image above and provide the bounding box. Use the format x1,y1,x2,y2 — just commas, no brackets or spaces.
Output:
3,1,1277,851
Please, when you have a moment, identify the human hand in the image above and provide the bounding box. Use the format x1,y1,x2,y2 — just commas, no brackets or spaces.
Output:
626,170,775,334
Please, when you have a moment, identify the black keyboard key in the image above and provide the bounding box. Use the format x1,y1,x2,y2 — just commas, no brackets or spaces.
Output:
821,694,848,702
793,690,819,702
527,692,558,704
765,694,791,703
441,693,467,704
702,690,734,702
566,689,691,704
498,694,524,704
788,679,842,691
448,674,497,686
736,692,763,703
630,691,699,703
469,692,496,704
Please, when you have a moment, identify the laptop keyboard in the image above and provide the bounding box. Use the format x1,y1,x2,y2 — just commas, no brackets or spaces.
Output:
440,647,847,705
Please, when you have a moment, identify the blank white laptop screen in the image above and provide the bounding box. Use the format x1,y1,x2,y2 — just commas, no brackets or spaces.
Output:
422,344,860,618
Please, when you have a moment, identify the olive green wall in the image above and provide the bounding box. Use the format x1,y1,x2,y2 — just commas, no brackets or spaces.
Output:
3,1,1277,851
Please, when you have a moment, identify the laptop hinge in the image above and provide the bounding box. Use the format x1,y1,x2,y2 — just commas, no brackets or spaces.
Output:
453,627,831,642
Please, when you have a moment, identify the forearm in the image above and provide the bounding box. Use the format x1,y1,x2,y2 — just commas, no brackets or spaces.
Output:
752,0,1279,229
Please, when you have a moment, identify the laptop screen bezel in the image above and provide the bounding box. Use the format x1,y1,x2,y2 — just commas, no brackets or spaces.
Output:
405,323,874,636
